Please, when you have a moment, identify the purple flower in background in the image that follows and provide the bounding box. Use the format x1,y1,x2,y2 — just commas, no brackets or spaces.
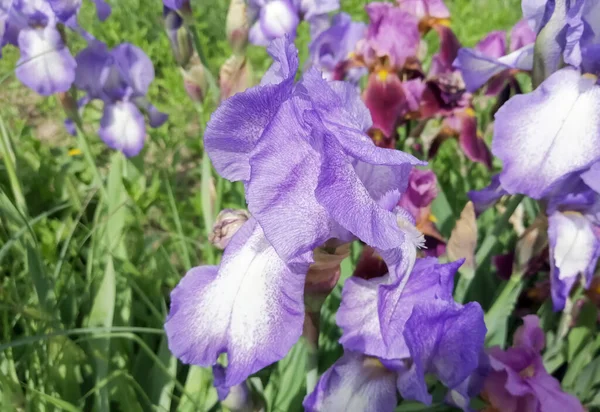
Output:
307,12,366,81
295,0,340,38
247,0,300,46
454,21,535,94
483,315,583,412
396,0,450,32
468,174,508,215
305,258,487,410
421,25,493,168
356,2,420,71
205,36,424,264
2,0,76,95
73,42,167,157
163,0,188,11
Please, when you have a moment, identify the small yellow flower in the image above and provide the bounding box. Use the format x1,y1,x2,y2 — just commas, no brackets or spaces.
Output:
68,148,82,156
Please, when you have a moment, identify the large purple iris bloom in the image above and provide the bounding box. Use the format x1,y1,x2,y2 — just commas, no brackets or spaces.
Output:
166,36,426,396
0,0,111,95
304,258,486,411
72,42,167,157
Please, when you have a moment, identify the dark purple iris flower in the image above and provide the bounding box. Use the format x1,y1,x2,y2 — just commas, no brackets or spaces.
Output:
304,258,486,411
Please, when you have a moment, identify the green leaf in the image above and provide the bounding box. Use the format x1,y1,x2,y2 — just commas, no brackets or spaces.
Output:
484,274,525,347
149,337,178,410
264,340,308,412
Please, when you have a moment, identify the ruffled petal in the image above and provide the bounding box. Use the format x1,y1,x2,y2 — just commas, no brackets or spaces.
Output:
398,300,486,404
493,68,600,199
98,101,146,157
303,352,398,412
548,211,600,310
165,219,309,388
16,26,76,95
205,36,298,181
377,258,461,356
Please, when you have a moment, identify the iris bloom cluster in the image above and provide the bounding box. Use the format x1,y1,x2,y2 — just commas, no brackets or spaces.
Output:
469,0,600,312
0,0,166,157
164,36,488,410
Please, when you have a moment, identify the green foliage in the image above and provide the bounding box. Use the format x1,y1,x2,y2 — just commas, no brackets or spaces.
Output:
1,0,598,411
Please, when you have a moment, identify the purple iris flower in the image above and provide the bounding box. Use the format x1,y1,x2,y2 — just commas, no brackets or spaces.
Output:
454,21,535,94
166,36,426,395
307,12,366,81
205,36,423,263
73,42,167,157
483,315,583,411
356,2,420,71
0,0,111,96
304,258,486,410
163,0,188,10
247,0,300,46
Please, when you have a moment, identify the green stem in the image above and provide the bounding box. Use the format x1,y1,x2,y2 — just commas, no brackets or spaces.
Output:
303,310,320,394
0,115,27,215
74,123,108,200
456,194,525,302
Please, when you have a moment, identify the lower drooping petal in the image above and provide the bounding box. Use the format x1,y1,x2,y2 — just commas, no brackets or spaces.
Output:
303,351,398,412
165,219,309,389
493,68,600,199
548,211,600,310
16,26,76,96
99,101,146,157
398,300,486,404
454,112,492,168
337,274,390,358
454,44,533,93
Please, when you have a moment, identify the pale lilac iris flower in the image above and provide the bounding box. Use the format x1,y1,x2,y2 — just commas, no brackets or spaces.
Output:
165,36,427,396
0,0,111,95
72,42,167,157
304,258,487,411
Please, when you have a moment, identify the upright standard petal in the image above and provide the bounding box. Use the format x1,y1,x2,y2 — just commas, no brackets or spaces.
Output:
548,211,600,310
396,0,450,21
205,36,298,181
74,42,112,99
510,19,536,51
16,26,76,96
48,0,82,22
92,0,111,20
98,101,146,157
303,352,398,412
493,68,600,199
111,43,155,97
165,219,309,388
258,0,299,41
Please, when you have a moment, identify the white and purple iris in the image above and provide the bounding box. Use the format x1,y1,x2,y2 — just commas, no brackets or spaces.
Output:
72,42,167,157
468,0,600,311
164,35,487,410
247,0,339,46
0,0,111,95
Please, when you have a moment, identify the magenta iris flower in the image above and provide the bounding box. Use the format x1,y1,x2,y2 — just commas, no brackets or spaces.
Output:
483,316,583,411
305,258,486,411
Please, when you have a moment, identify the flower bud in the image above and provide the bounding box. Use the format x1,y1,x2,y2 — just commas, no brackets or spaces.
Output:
305,241,350,311
180,55,209,103
164,8,193,66
226,0,249,54
209,209,250,250
219,55,253,101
